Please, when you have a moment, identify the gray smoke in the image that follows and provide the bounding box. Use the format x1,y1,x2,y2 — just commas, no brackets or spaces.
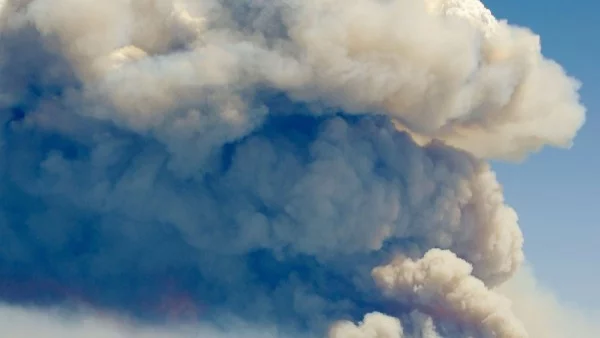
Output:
0,0,586,337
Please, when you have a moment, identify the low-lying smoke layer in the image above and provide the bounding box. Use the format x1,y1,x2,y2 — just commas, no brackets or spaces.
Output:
0,0,585,337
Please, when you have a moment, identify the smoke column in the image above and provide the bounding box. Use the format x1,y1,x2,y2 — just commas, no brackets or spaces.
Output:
0,0,586,337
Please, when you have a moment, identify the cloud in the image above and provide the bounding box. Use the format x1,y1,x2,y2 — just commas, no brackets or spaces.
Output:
498,265,600,338
0,0,588,337
372,249,527,338
329,312,404,338
0,304,294,338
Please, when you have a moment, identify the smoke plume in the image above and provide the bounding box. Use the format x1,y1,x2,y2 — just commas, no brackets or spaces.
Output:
0,0,587,337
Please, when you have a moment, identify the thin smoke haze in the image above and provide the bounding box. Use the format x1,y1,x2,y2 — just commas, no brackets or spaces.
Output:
0,0,592,337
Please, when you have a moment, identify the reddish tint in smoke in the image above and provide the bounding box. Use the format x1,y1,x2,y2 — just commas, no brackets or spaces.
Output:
154,278,205,322
0,276,205,323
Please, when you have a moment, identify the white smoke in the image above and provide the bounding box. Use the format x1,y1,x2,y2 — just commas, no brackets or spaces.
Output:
329,311,444,338
4,0,584,159
0,304,293,338
0,0,589,337
329,312,405,338
372,249,527,338
498,266,600,338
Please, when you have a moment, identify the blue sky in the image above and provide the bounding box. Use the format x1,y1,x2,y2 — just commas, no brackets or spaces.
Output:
484,0,600,310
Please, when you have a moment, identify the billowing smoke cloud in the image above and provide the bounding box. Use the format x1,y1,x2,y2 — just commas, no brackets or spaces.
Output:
0,0,586,337
372,249,527,337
